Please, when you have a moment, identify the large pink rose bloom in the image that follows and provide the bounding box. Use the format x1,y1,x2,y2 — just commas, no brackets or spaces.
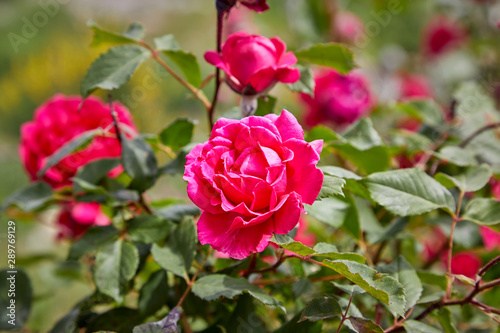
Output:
204,32,300,96
19,94,137,189
300,69,374,128
183,110,323,259
422,16,466,58
57,202,111,239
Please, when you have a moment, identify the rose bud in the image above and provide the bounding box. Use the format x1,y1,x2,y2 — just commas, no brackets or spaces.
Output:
19,94,137,189
56,202,111,239
422,16,466,58
300,69,374,128
217,0,269,14
183,110,323,259
204,32,300,103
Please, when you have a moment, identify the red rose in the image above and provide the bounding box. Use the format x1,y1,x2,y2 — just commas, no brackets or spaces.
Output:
422,16,466,58
19,94,137,189
204,32,300,96
300,69,374,128
57,202,111,239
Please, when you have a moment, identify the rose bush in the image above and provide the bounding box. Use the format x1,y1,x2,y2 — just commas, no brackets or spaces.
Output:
19,94,137,189
204,32,300,96
183,110,323,259
56,201,110,239
300,69,374,128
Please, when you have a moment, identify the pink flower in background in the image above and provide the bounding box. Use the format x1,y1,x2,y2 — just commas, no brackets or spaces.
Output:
445,251,482,279
491,179,500,200
183,110,323,259
480,226,500,251
204,32,300,96
422,227,447,263
19,94,137,189
334,11,365,43
398,73,434,100
300,69,374,128
422,16,466,58
236,0,269,12
57,202,111,239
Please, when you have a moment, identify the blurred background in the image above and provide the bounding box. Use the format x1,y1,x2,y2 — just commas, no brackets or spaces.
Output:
1,0,500,330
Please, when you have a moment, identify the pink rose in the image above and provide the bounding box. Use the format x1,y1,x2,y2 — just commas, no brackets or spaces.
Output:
204,32,300,96
398,73,434,100
300,69,374,128
334,11,365,44
235,0,269,12
491,179,500,200
480,226,500,251
19,94,137,189
57,202,111,239
422,16,466,58
183,110,323,259
444,251,482,279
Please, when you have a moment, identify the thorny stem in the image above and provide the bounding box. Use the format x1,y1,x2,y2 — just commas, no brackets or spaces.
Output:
138,193,153,215
459,122,500,148
108,94,122,145
358,232,374,267
207,10,224,130
176,248,213,308
336,294,354,333
479,255,500,277
138,41,212,111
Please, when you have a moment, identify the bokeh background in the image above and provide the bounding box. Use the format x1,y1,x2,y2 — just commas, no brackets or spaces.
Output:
1,0,500,330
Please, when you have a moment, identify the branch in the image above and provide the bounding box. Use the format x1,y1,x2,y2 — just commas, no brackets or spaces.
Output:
138,41,212,111
336,294,354,333
207,10,224,130
479,254,500,277
459,122,500,148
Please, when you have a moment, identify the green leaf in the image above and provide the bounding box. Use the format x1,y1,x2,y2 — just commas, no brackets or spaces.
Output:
306,197,350,228
320,166,362,180
254,95,277,117
294,43,355,74
158,150,188,175
126,215,174,243
287,65,315,96
299,297,342,322
121,136,158,193
88,21,144,47
435,164,492,192
0,270,32,329
434,308,458,333
368,217,409,245
306,125,341,143
159,118,195,151
86,307,141,333
94,240,140,302
332,282,366,296
271,234,316,256
322,260,406,317
150,219,196,278
342,118,384,151
377,256,422,312
416,271,447,290
347,317,384,333
81,45,150,98
364,168,456,216
342,194,361,240
1,182,52,213
435,146,478,167
463,198,500,225
191,274,285,311
317,175,345,199
404,320,442,333
155,204,200,222
335,145,391,175
274,311,322,333
397,99,444,128
154,34,201,87
68,225,120,261
73,158,121,192
37,129,100,178
138,270,168,316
